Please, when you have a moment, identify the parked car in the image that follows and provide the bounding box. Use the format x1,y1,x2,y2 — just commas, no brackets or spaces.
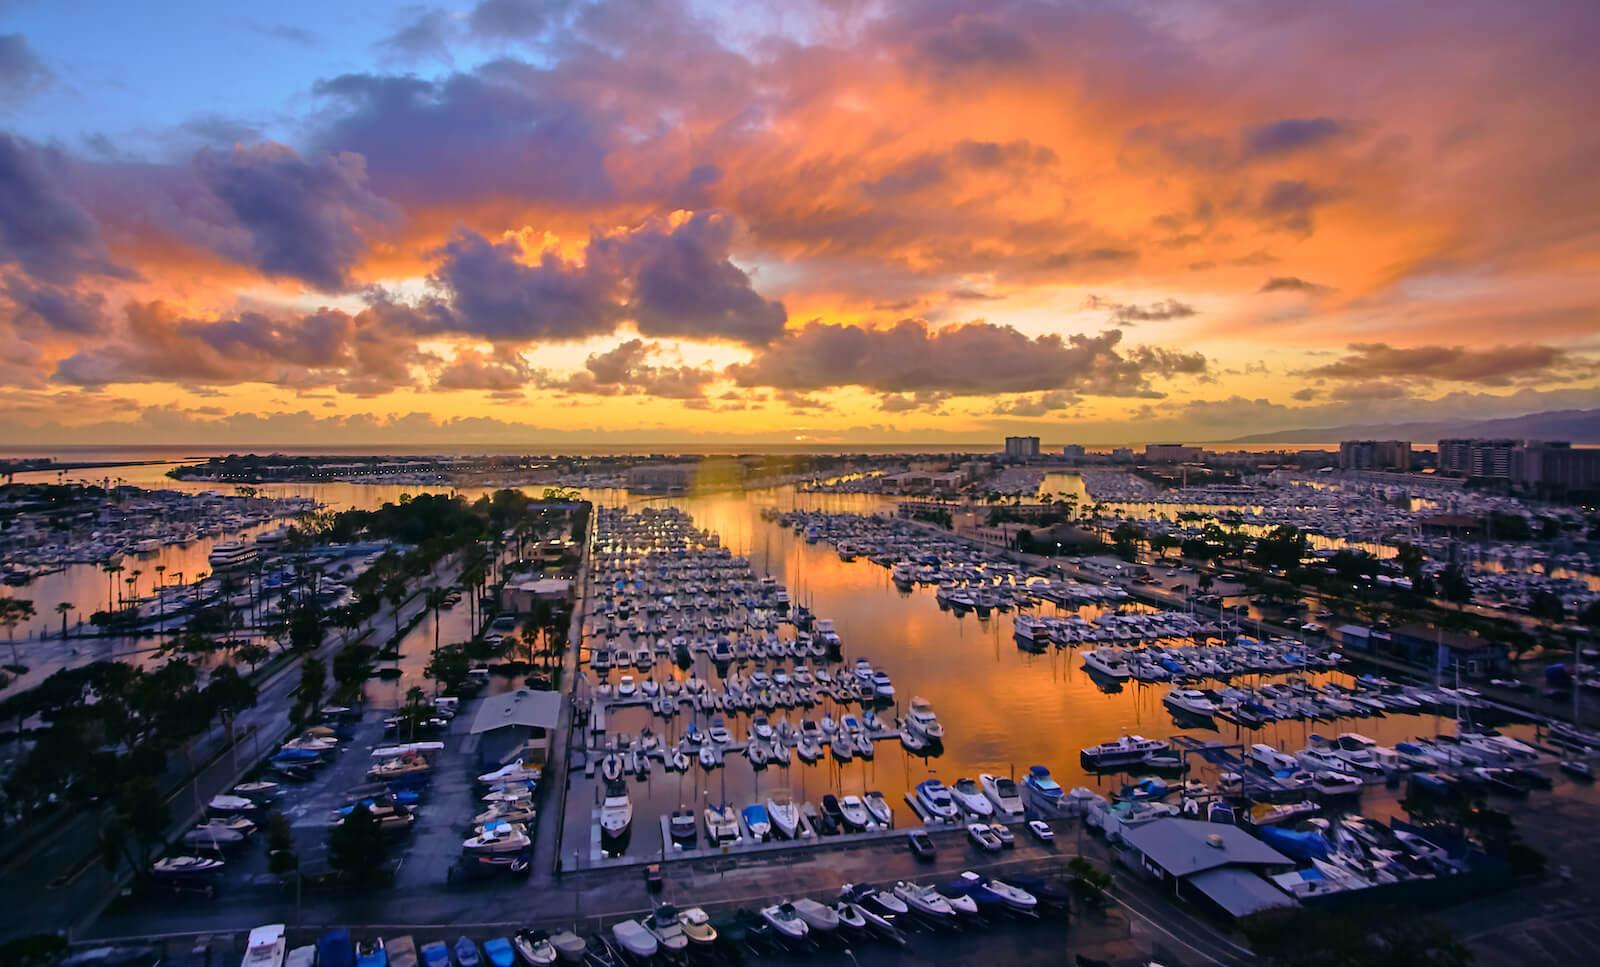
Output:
907,829,936,861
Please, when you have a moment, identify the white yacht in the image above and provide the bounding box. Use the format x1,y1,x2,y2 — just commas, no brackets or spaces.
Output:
1080,734,1168,767
914,779,959,820
950,777,994,817
839,795,872,829
243,924,287,967
1163,689,1217,718
1331,733,1394,774
704,804,740,844
904,696,945,743
599,794,633,840
979,774,1025,816
892,882,953,919
1249,743,1298,773
766,793,803,839
1082,649,1133,679
462,821,530,855
209,542,259,571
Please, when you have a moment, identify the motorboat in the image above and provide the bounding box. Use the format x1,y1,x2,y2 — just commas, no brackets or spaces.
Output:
599,794,633,841
645,906,689,954
1311,771,1363,796
1022,765,1064,807
1080,734,1168,767
842,882,909,917
914,779,959,820
698,744,720,769
1331,733,1394,774
833,900,869,935
384,937,415,967
892,881,954,919
150,854,225,878
796,735,822,762
1249,743,1298,773
482,938,513,967
546,931,586,964
478,759,540,785
676,908,717,946
184,819,250,848
511,930,556,966
419,943,449,967
1082,649,1133,679
751,713,774,741
871,670,896,701
244,925,288,967
1163,688,1218,718
704,804,740,843
233,780,280,800
708,717,731,744
462,821,530,855
958,871,1037,912
791,898,839,933
767,793,803,839
832,733,854,762
979,774,1025,816
950,777,994,817
742,803,771,840
209,794,259,814
760,902,810,940
839,795,872,830
669,807,697,847
1297,747,1356,773
863,790,893,827
609,921,656,962
453,937,480,967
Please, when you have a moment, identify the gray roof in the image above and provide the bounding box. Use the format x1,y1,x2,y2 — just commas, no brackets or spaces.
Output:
1188,868,1298,918
1120,818,1291,876
470,688,562,734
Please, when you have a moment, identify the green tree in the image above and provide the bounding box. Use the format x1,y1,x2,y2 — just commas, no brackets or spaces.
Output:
1251,525,1306,573
0,597,37,668
1582,599,1600,632
266,813,299,876
55,601,72,640
1241,907,1471,967
100,776,170,874
1528,590,1565,623
424,645,471,694
289,605,325,652
298,655,327,716
205,664,258,747
236,641,270,671
1439,565,1474,608
328,803,388,882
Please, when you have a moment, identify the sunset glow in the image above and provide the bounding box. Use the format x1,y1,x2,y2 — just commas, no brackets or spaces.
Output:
1,0,1596,445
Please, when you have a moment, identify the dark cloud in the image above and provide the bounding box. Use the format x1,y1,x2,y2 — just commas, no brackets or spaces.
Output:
859,157,947,199
860,139,1056,198
727,320,1205,396
547,339,717,399
4,279,107,334
1328,380,1412,401
948,288,1002,302
1123,123,1227,171
179,114,267,148
310,71,613,205
1242,118,1346,158
469,0,563,38
587,211,788,346
991,390,1079,416
1083,295,1197,324
1307,342,1586,387
432,346,534,392
377,8,456,63
1035,248,1139,273
1291,387,1320,401
0,135,135,284
1258,276,1331,295
53,302,420,393
193,143,399,290
0,34,53,108
246,22,318,46
1257,179,1339,234
426,230,615,341
910,16,1035,77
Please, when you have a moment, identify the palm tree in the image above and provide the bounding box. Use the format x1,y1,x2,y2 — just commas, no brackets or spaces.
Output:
0,598,36,667
55,601,72,640
103,563,124,612
426,587,449,655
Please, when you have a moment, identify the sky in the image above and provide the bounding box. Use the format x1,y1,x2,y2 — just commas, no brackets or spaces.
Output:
1,0,1597,447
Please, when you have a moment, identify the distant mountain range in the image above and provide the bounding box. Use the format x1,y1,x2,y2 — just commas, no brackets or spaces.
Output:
1226,408,1600,446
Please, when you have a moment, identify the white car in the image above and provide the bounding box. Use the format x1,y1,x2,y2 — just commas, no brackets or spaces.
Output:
1028,820,1055,842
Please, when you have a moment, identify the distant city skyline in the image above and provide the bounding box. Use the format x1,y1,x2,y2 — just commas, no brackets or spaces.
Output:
2,0,1597,445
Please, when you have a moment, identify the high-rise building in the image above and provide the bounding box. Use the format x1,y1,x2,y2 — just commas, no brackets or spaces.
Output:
1339,440,1412,471
1062,444,1085,460
1512,441,1600,489
1004,436,1041,460
1438,439,1473,475
1468,440,1516,479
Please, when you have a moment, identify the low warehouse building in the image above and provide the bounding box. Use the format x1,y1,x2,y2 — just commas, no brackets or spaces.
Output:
470,688,562,768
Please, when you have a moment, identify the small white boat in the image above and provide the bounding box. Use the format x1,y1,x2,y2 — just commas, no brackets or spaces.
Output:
478,759,540,784
892,881,953,919
1249,743,1298,773
208,794,258,814
698,745,720,769
979,774,1024,816
959,871,1037,912
914,779,958,820
676,908,717,945
1311,770,1363,796
767,793,803,839
609,921,657,961
645,906,688,953
151,854,225,877
462,821,529,855
704,804,740,844
761,902,810,940
1163,688,1217,718
862,790,893,827
791,898,839,932
950,777,994,817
